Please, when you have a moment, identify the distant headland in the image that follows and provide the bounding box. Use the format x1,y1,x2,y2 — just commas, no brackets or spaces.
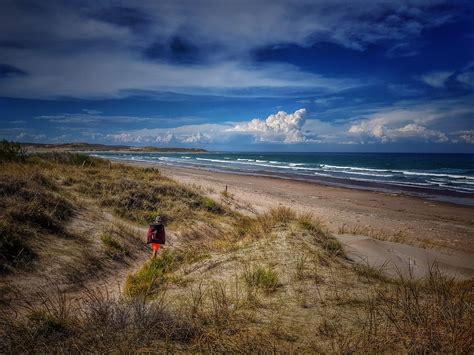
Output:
20,142,208,153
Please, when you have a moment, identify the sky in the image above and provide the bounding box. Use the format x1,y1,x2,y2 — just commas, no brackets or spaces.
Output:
0,0,473,152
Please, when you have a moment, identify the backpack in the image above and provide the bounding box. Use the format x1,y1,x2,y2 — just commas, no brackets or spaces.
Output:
147,223,166,244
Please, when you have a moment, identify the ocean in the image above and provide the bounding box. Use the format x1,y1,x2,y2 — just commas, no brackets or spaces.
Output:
91,152,474,206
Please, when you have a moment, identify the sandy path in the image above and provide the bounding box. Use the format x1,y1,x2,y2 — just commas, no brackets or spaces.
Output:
155,165,474,254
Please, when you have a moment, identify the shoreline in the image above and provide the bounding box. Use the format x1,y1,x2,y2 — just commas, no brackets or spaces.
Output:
90,152,474,207
102,155,474,207
114,159,473,254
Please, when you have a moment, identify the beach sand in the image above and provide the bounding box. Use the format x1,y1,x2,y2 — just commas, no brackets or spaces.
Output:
151,164,474,278
337,234,474,278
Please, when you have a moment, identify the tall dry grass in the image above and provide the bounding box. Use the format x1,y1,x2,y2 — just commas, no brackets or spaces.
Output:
2,266,471,353
0,163,74,272
318,266,474,353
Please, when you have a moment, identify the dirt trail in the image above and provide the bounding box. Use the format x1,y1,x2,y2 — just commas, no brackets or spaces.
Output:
1,198,168,314
75,211,182,299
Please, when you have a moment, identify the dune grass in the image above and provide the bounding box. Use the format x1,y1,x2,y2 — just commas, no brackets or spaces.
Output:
70,163,229,228
2,266,472,353
0,162,74,272
0,148,229,272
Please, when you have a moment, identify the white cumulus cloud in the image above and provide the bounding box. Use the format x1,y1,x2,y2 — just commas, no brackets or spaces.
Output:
348,107,453,143
229,108,309,143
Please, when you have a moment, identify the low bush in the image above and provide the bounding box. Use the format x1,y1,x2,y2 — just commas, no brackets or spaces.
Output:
0,140,26,162
269,206,296,222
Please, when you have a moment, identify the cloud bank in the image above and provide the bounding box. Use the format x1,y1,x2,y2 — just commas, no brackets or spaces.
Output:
0,0,466,99
95,99,473,147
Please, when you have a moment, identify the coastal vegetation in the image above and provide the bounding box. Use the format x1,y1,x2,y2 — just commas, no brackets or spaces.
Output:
0,141,472,353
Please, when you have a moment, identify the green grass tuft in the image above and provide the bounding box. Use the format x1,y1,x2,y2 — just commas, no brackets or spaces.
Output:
124,250,182,297
243,265,280,293
200,196,224,214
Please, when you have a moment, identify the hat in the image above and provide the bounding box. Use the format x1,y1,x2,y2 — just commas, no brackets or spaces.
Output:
155,216,162,223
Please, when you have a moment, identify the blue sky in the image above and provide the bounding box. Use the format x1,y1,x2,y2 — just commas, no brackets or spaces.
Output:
0,0,473,152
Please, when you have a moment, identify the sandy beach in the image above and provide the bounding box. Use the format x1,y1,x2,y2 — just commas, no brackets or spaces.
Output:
151,164,474,278
155,165,474,252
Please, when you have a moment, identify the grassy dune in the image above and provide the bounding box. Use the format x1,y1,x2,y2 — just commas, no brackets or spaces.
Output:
0,141,472,353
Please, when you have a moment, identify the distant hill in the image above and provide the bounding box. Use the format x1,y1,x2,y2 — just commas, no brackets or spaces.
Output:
20,142,207,153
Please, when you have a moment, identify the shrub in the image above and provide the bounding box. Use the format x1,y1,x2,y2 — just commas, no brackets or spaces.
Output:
354,262,391,283
0,140,26,162
1,289,196,353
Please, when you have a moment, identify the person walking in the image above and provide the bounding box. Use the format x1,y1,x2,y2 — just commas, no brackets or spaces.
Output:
147,216,166,259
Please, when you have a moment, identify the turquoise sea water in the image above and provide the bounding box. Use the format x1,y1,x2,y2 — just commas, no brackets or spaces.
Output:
91,152,474,205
